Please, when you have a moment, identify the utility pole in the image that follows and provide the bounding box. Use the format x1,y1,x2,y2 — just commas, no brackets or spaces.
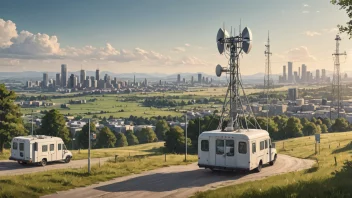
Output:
264,31,272,132
31,110,34,136
185,114,188,162
88,119,91,174
332,34,346,118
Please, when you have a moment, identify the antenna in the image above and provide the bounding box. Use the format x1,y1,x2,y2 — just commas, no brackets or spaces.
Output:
215,22,260,131
332,34,347,118
264,31,273,133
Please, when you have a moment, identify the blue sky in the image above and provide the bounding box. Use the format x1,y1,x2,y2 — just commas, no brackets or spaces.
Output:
0,0,351,75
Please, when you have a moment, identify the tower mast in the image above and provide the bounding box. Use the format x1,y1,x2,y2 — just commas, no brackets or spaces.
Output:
264,31,272,132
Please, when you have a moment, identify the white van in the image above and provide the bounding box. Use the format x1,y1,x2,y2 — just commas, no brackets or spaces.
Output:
198,129,277,172
9,135,73,166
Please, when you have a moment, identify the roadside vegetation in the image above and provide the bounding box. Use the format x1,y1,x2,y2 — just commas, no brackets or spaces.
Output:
0,154,197,198
193,132,352,198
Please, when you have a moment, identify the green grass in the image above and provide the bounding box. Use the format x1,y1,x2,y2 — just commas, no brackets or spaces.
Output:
0,142,164,161
193,132,352,198
0,154,197,198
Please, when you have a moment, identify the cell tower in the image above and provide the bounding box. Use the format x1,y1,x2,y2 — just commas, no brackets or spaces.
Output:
215,24,260,131
264,32,272,132
332,35,346,118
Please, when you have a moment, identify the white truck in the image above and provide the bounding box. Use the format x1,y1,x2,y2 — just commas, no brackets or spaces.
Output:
198,129,277,172
9,135,73,166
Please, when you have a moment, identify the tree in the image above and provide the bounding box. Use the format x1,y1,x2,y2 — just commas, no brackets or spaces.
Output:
331,0,352,38
135,127,158,144
77,122,97,149
303,122,319,136
165,126,191,153
155,120,170,140
125,130,139,145
115,132,128,147
284,117,303,138
331,118,349,132
256,117,279,139
323,118,332,129
315,119,323,126
0,84,27,153
321,124,329,133
39,109,70,144
301,118,309,127
96,127,116,148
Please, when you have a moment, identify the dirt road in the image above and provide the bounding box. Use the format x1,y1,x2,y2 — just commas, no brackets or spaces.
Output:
0,157,111,176
43,154,314,198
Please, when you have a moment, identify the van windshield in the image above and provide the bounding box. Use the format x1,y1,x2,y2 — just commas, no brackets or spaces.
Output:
63,144,67,150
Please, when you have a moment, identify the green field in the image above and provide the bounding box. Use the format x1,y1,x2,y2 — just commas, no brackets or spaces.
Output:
193,132,352,198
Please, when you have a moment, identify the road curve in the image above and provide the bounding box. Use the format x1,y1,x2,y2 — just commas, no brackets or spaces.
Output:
0,157,111,176
42,154,315,198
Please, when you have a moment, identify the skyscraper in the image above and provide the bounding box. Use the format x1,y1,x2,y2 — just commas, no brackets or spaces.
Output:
61,64,68,87
302,64,307,82
96,69,100,81
198,73,202,83
288,62,293,83
42,73,48,88
283,65,287,82
177,74,181,83
191,76,194,84
316,69,320,81
69,74,75,88
288,88,298,101
298,67,301,80
80,69,86,84
322,69,326,80
56,73,61,87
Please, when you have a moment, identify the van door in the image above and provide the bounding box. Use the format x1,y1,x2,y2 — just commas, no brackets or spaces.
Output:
258,140,265,164
215,139,226,167
265,139,270,163
18,141,25,161
49,143,55,161
57,142,64,160
225,139,235,168
237,140,249,169
41,144,49,162
250,141,257,170
199,139,210,165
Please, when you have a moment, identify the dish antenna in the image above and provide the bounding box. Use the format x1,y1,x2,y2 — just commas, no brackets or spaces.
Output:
215,23,259,132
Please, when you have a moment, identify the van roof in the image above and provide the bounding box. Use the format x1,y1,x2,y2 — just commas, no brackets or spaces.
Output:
13,135,63,142
199,129,270,140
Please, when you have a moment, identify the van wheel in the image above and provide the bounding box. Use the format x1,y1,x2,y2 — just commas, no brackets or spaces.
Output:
17,161,22,165
270,155,277,166
65,156,71,163
41,159,47,167
256,161,262,172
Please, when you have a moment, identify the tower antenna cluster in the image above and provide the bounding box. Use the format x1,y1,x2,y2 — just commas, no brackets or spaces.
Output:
264,32,273,132
215,23,260,131
332,34,347,118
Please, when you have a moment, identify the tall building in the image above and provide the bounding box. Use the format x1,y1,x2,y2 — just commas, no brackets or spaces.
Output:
316,69,320,81
198,73,202,83
26,81,32,88
61,64,68,87
283,65,287,82
288,62,293,83
73,76,78,88
294,71,298,82
191,76,194,84
69,74,75,88
177,74,181,83
96,69,100,81
133,75,136,86
322,69,326,80
56,73,61,87
301,64,307,82
288,88,298,101
183,78,186,83
298,67,301,80
80,69,86,84
144,78,148,87
42,72,48,88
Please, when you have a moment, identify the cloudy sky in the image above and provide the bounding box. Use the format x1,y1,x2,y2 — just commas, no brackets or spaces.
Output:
0,0,351,75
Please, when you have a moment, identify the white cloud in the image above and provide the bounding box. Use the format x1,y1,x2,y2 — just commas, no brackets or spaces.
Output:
185,43,190,47
303,4,309,7
0,19,18,47
172,47,186,53
316,11,320,13
302,11,310,14
286,46,317,62
0,58,20,66
304,31,321,37
179,56,207,65
322,28,338,33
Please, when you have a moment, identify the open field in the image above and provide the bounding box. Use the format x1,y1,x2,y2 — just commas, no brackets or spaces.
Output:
193,132,352,198
0,154,197,198
0,142,164,161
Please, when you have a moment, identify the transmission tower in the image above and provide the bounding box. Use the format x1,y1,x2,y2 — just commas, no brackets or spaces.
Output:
332,35,346,118
264,32,272,132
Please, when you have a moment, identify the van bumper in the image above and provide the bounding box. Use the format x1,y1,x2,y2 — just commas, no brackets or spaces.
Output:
9,157,32,163
198,163,250,171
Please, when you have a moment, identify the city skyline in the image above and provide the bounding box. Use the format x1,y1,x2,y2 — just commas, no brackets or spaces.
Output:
0,0,352,75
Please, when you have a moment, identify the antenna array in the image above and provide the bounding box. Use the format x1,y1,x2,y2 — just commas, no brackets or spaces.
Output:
215,24,260,131
264,32,273,132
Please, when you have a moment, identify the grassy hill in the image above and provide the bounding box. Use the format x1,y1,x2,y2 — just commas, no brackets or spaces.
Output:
193,132,352,198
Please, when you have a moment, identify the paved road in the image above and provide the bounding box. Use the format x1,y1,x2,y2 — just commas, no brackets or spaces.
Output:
0,157,111,176
43,154,315,198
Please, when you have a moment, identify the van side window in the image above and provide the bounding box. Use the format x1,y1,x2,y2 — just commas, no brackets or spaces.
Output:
42,145,48,152
33,143,37,151
226,140,234,156
265,140,268,149
216,140,224,155
50,144,54,151
19,143,24,151
252,142,256,153
238,142,247,154
201,140,209,151
58,144,62,151
260,141,265,150
13,142,18,150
